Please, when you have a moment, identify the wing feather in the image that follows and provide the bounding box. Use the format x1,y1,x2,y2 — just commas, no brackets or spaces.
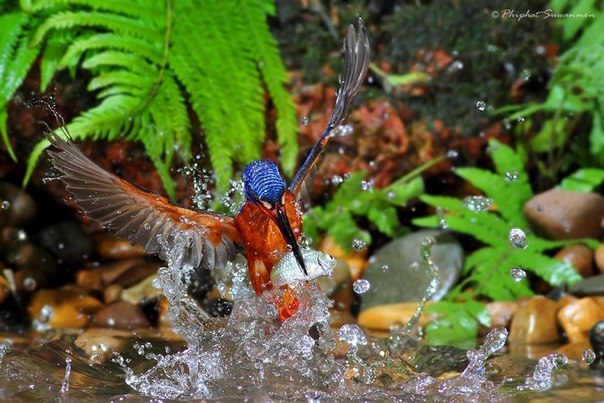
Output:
46,131,242,269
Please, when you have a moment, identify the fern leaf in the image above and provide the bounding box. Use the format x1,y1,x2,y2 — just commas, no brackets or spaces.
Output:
506,248,582,286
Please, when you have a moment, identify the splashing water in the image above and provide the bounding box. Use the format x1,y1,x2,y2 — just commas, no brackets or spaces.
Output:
519,353,568,392
60,357,72,393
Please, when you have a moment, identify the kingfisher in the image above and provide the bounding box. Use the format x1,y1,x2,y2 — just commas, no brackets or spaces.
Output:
45,21,370,321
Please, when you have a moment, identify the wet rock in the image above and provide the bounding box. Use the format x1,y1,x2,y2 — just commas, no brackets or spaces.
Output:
319,236,367,280
0,182,37,227
96,258,146,285
595,244,604,274
357,301,437,330
589,320,604,358
114,261,162,288
75,269,103,291
554,244,594,278
556,340,592,362
94,232,147,259
413,344,469,377
557,297,604,344
317,258,351,297
360,230,463,311
103,284,123,304
75,328,130,364
6,242,58,291
509,296,559,344
568,274,604,296
121,274,160,305
485,301,518,329
28,287,103,328
37,221,93,263
524,189,604,240
93,300,150,330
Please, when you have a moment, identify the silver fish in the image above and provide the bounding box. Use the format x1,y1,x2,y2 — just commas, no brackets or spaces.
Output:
271,249,336,287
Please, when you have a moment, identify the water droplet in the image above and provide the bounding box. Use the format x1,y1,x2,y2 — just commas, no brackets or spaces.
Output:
520,69,531,81
509,228,528,249
352,239,367,251
475,100,487,111
517,116,525,123
360,180,373,191
338,324,367,347
333,124,353,136
39,304,54,322
331,175,344,185
446,149,459,158
301,116,310,126
510,268,527,281
505,170,520,182
447,60,464,73
381,264,389,272
463,196,493,212
352,279,370,294
1,200,10,210
23,277,37,291
143,222,151,230
436,207,448,229
582,349,597,364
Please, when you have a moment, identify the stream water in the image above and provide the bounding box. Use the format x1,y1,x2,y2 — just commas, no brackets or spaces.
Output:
1,234,603,401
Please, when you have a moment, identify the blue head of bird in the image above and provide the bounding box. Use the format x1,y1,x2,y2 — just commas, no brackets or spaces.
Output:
241,160,307,275
242,160,286,206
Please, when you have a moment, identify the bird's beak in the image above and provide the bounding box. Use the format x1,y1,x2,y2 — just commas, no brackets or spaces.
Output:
260,201,307,276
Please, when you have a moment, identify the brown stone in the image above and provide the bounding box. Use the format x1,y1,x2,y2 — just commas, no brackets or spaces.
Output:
114,261,162,288
554,244,594,278
509,296,559,344
524,189,604,240
556,340,592,362
28,287,103,328
357,302,436,330
103,284,123,304
75,328,131,364
121,275,160,305
75,269,103,291
595,244,604,274
96,258,146,285
94,232,147,259
93,300,150,330
319,236,366,280
557,297,604,344
486,301,518,329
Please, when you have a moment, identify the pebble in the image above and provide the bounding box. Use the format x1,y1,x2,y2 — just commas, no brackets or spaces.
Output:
121,274,160,305
75,328,130,364
113,261,162,288
76,269,103,291
8,242,58,291
568,274,604,296
93,300,150,330
595,244,604,273
554,244,594,278
359,230,463,311
557,297,604,344
94,232,147,259
319,236,367,280
589,320,604,358
103,284,123,304
0,182,37,227
27,287,103,328
96,258,146,285
37,221,93,263
485,301,518,329
509,296,559,344
357,301,437,330
316,258,351,297
524,189,604,240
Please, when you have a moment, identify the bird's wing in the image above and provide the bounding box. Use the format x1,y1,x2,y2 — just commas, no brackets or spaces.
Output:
288,19,371,197
46,131,241,269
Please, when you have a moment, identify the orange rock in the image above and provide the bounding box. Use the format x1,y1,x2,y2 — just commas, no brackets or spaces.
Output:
555,294,578,312
357,302,436,330
28,287,103,329
595,244,604,274
509,296,559,344
94,232,147,260
554,244,594,278
75,269,103,291
486,301,518,329
319,236,367,280
557,297,604,344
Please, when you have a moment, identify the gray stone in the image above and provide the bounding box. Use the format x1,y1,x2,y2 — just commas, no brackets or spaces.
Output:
568,274,604,296
360,229,463,311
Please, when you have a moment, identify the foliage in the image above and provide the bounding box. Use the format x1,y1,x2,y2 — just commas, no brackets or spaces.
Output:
495,0,604,179
0,0,297,200
559,168,604,192
304,157,444,252
413,139,599,346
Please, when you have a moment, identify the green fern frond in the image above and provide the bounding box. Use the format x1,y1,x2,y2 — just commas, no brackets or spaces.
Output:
15,0,297,200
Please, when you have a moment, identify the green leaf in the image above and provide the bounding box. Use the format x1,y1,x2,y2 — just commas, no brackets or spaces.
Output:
559,168,604,192
367,204,399,236
424,301,486,348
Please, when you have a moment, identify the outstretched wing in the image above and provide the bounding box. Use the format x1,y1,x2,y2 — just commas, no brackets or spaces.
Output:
46,132,241,269
288,19,371,196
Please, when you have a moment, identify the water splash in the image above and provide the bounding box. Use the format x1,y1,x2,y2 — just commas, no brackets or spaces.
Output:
60,357,72,393
519,352,568,392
